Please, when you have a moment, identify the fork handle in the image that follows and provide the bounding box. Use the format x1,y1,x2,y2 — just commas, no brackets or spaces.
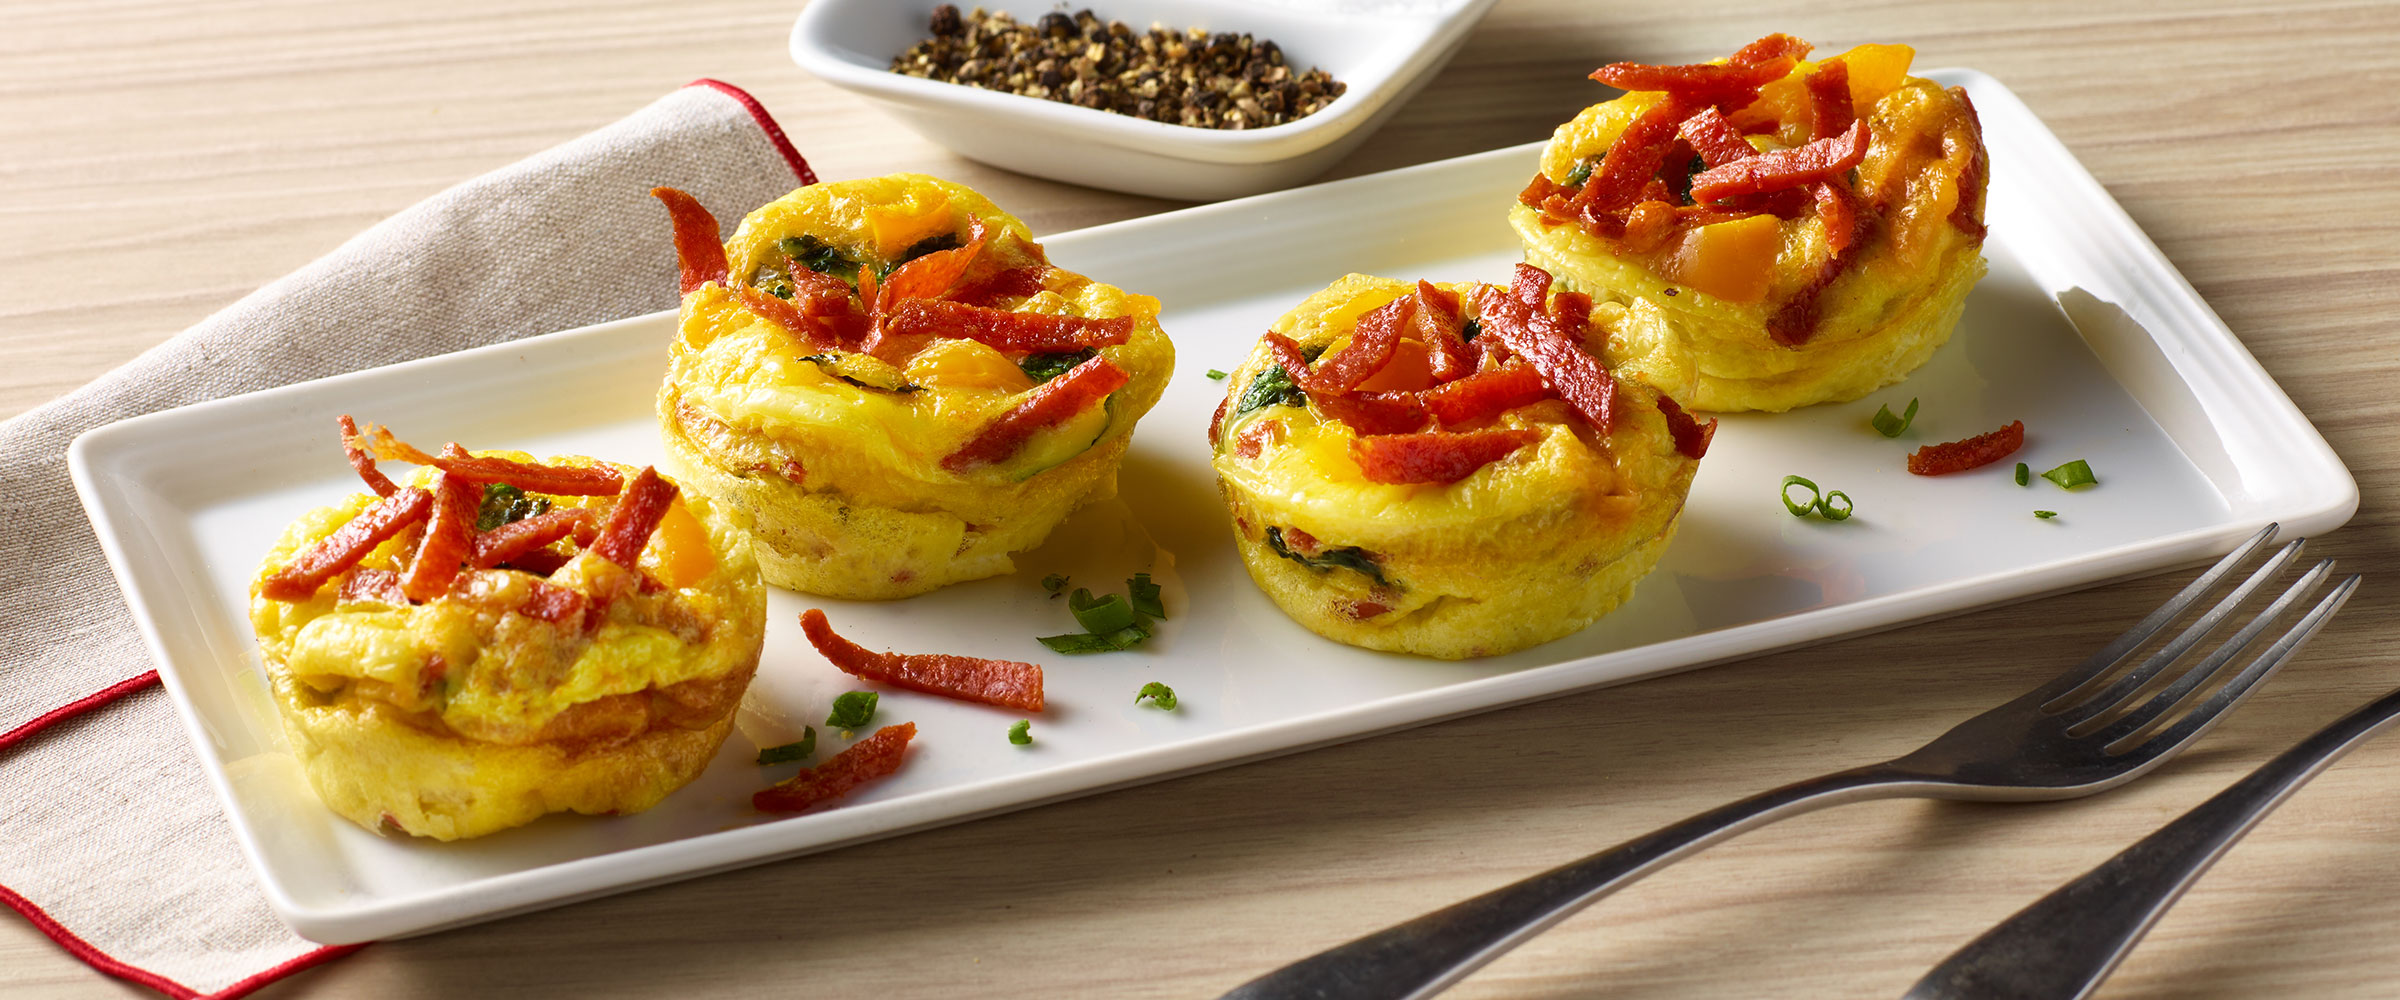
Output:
1218,765,1902,1000
1905,683,2400,1000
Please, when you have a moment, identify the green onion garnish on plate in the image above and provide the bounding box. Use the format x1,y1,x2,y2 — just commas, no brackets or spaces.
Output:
1871,398,1919,437
2041,460,2098,489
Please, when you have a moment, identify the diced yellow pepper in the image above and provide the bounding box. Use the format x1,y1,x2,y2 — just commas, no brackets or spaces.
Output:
644,498,717,590
905,339,1036,392
1658,214,1781,303
1837,44,1916,114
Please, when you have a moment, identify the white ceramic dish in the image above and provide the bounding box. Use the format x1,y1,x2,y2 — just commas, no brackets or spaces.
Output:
790,0,1499,200
69,70,2354,945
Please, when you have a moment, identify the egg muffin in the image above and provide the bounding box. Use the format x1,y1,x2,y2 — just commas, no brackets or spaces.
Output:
249,421,766,841
652,175,1173,599
1209,268,1710,660
1513,34,1988,412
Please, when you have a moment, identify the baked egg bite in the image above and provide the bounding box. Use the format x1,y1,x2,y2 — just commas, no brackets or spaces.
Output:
1513,33,1988,412
1209,267,1712,660
248,419,766,841
651,175,1173,599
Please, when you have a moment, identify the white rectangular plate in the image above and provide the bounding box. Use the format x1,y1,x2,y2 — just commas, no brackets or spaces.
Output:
69,70,2354,944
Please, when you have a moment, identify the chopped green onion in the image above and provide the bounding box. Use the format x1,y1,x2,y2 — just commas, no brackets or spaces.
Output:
1128,573,1165,620
1040,573,1069,596
1233,363,1307,417
2041,460,2098,490
1818,490,1854,521
1037,632,1118,654
1135,682,1178,711
1870,398,1919,438
1205,369,1228,380
1007,720,1032,745
755,727,816,765
2034,510,2059,519
825,691,878,729
2015,462,2030,486
1781,475,1822,517
1068,588,1136,633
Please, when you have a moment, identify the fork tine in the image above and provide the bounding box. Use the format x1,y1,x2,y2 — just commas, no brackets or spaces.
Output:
2081,559,2334,743
2035,523,2279,707
2105,573,2360,761
2056,539,2308,726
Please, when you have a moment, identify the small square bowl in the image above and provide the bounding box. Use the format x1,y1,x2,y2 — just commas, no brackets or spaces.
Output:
790,0,1499,201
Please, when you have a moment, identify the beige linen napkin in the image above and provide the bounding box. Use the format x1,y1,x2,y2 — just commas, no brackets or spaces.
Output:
0,79,813,997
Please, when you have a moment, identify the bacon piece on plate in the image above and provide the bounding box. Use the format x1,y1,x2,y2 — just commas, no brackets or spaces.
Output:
1677,106,1757,168
881,299,1133,352
1573,96,1695,214
338,415,398,497
518,578,588,625
875,219,987,314
737,285,829,349
1805,59,1854,140
1315,392,1427,436
259,487,433,601
1655,395,1717,459
1411,281,1476,382
650,187,728,293
1420,363,1552,427
588,467,679,569
364,426,624,495
1350,428,1542,485
1907,420,2026,476
400,470,482,602
471,508,592,570
948,264,1051,306
754,721,918,813
1690,120,1870,203
800,608,1045,711
1307,296,1416,393
941,355,1128,471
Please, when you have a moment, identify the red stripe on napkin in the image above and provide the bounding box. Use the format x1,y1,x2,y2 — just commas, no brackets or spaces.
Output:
687,78,819,185
0,670,158,753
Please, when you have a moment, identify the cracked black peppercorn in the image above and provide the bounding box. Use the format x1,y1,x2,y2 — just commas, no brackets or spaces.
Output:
892,5,1346,130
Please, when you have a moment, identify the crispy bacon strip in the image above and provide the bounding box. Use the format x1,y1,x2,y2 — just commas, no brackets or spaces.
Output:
876,219,988,316
1813,180,1859,256
948,264,1052,307
1411,281,1476,382
800,609,1044,711
1420,363,1551,427
881,299,1134,352
1949,87,1990,240
337,415,397,497
259,488,433,601
471,508,591,569
1207,393,1231,448
1549,290,1594,334
737,285,829,348
1655,395,1717,459
589,467,678,569
1677,106,1756,167
942,355,1128,471
1690,119,1870,203
338,567,408,606
1314,392,1427,436
1806,59,1854,140
400,471,481,602
1589,55,1799,100
1350,429,1541,485
365,426,623,495
1908,421,2025,475
1575,95,1695,214
1470,266,1618,434
650,187,727,294
1305,296,1416,393
754,722,917,813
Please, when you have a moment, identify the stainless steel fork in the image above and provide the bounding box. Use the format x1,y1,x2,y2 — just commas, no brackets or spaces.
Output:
1221,524,2359,1000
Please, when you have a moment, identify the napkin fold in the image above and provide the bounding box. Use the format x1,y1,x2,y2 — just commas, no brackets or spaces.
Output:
0,79,813,998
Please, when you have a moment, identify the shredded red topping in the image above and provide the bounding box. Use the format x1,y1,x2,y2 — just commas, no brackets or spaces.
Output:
1418,363,1551,428
1410,281,1476,381
1468,268,1617,435
1350,429,1542,485
1948,87,1989,239
471,508,591,569
881,299,1133,352
1805,60,1853,140
1232,418,1283,459
1689,119,1869,203
337,415,398,497
259,487,433,601
878,221,989,313
948,264,1052,306
1588,54,1799,104
1299,297,1415,393
799,608,1045,712
364,426,624,495
754,721,917,813
588,467,678,569
338,568,408,606
1313,393,1427,437
1908,420,2025,476
1655,395,1717,459
400,471,481,602
1678,107,1756,167
650,187,728,294
737,285,830,349
941,355,1128,472
1575,95,1697,214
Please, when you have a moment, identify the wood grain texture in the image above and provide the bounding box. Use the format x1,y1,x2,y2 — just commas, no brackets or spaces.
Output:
5,1,2399,997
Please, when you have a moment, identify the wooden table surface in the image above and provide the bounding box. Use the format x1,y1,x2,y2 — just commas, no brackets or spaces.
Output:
7,1,2397,996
